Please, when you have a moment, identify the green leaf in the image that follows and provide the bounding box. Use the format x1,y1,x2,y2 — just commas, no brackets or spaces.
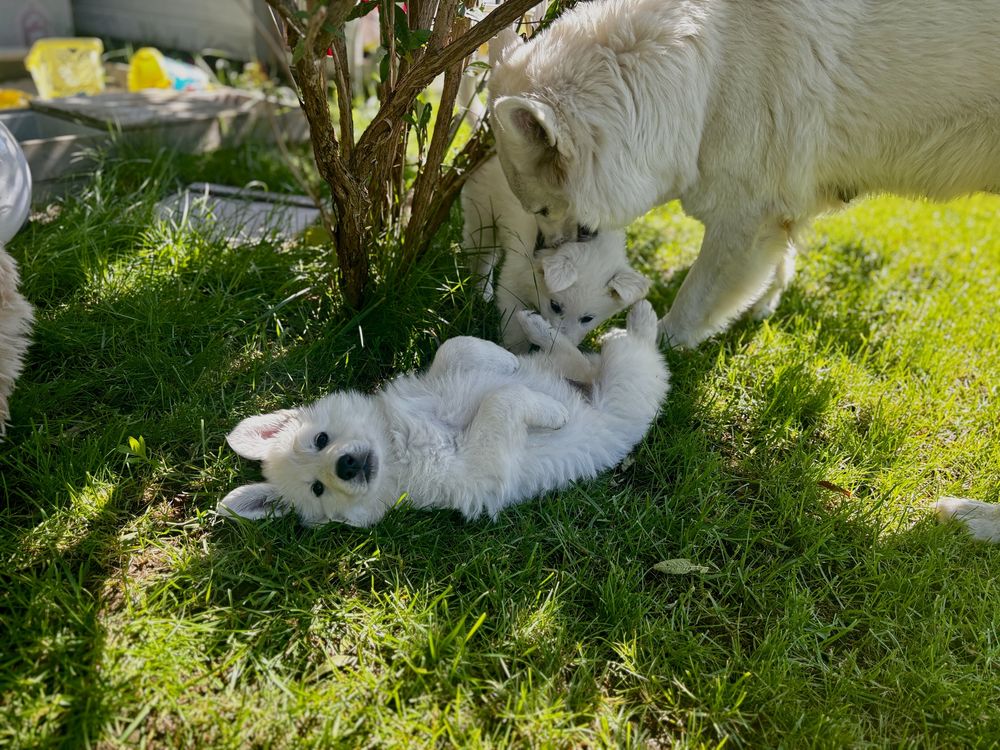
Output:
347,0,379,21
322,21,346,40
408,29,432,50
418,100,433,128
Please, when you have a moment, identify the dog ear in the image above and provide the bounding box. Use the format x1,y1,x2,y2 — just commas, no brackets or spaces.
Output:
227,409,297,460
216,483,289,521
493,96,560,150
489,28,522,68
608,268,652,305
540,249,579,293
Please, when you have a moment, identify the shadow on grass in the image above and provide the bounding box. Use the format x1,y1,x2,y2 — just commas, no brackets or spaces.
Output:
111,319,927,742
4,165,998,745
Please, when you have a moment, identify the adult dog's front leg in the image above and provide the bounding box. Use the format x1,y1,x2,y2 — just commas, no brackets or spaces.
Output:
658,219,792,348
749,239,797,321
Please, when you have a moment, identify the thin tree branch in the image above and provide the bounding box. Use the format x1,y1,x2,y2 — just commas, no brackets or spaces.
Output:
404,9,467,256
329,33,354,160
425,0,455,55
266,0,307,38
404,126,493,266
305,0,355,57
378,0,398,94
404,61,462,255
356,0,539,161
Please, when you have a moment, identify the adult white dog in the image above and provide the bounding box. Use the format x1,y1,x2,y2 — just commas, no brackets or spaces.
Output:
462,156,650,352
218,302,668,527
488,0,1000,348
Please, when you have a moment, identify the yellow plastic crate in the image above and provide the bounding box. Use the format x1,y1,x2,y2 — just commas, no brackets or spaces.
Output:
24,37,105,99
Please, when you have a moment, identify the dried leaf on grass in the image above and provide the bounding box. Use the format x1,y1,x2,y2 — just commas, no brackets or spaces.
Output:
653,559,711,575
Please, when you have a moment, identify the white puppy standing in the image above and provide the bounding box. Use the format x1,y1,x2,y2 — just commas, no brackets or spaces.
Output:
219,301,669,527
462,156,650,351
487,0,1000,349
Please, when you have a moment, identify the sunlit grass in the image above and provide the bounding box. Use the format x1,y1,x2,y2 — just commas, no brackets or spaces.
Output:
2,146,998,747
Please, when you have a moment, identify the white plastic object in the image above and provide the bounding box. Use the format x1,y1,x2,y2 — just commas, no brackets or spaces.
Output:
0,121,32,243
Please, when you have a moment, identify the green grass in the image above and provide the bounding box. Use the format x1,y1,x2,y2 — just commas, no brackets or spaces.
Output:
2,144,999,748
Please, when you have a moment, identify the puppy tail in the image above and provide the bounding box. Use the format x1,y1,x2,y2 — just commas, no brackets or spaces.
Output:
934,497,1000,543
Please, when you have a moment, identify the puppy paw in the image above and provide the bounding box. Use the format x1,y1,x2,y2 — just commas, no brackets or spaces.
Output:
477,275,495,302
626,300,657,343
529,400,569,430
657,316,698,350
749,291,782,321
934,496,1000,543
516,309,557,347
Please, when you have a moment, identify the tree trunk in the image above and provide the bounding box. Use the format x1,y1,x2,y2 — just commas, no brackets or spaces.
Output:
266,0,544,310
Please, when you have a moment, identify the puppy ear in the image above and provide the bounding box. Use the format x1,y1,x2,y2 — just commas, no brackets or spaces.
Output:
216,483,289,521
541,250,578,293
488,28,522,68
227,409,297,460
493,96,559,150
608,268,652,305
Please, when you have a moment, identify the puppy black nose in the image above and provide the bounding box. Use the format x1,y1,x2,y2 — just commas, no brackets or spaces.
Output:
336,452,371,482
576,224,597,241
534,229,545,253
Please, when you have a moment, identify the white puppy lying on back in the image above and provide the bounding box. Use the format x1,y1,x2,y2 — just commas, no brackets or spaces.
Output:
218,301,669,527
462,156,650,352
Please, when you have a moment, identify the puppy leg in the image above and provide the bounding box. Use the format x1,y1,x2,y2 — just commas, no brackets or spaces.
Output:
450,384,569,520
427,336,518,378
934,497,1000,543
592,301,670,423
659,218,793,348
621,298,658,344
516,309,599,382
461,196,502,300
464,385,569,444
471,227,501,302
498,303,533,353
458,385,568,482
750,239,797,321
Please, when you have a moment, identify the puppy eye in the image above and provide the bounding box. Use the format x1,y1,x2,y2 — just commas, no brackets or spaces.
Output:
576,225,597,241
314,432,329,450
535,207,550,218
580,315,594,324
311,480,325,497
549,299,563,315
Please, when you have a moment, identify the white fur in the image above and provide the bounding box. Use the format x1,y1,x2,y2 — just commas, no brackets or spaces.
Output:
488,0,1000,348
218,301,669,527
934,497,1000,544
0,122,34,436
0,249,33,435
461,156,651,351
